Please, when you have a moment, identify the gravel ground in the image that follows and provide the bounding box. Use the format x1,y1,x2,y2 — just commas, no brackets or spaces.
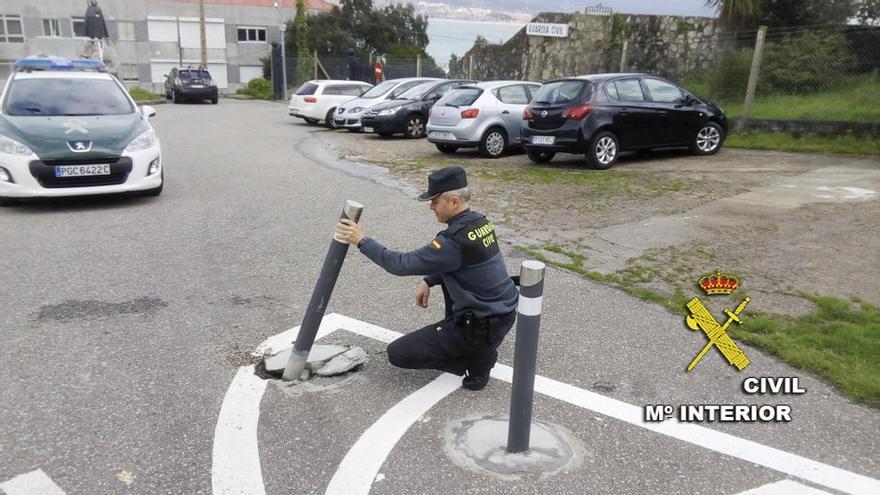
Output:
316,125,880,316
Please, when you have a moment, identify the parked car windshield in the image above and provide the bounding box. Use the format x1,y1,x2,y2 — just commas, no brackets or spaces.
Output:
295,82,319,95
4,78,135,116
397,82,436,100
180,69,212,80
436,88,482,108
532,80,591,105
360,80,398,98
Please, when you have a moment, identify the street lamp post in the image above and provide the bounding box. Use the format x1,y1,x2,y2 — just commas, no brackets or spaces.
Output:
274,1,288,101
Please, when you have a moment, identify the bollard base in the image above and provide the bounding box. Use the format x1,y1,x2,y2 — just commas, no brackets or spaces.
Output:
443,415,584,480
281,350,309,382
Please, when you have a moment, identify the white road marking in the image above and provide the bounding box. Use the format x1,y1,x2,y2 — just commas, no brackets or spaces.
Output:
0,469,65,495
735,479,832,494
324,373,462,495
215,313,880,495
213,320,339,495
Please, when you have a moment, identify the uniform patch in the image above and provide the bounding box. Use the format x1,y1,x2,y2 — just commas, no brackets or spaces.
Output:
431,239,442,250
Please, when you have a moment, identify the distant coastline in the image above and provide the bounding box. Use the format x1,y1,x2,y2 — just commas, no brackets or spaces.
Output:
425,17,525,70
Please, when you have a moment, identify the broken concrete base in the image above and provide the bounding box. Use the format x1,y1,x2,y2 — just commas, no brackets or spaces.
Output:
444,415,584,480
263,344,367,379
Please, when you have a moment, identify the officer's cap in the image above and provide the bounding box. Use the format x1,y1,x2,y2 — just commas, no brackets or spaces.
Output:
417,166,468,201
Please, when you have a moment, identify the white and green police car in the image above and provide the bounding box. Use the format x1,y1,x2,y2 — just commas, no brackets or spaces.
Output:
0,56,162,206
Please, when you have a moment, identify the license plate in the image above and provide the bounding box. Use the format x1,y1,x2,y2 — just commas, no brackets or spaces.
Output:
363,127,374,133
55,164,111,177
190,84,205,88
430,131,455,140
532,135,555,145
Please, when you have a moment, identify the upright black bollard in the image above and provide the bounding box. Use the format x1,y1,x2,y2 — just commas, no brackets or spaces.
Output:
507,260,546,453
282,200,364,381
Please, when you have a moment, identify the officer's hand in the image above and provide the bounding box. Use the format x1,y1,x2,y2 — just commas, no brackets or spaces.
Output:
416,280,430,308
335,218,365,246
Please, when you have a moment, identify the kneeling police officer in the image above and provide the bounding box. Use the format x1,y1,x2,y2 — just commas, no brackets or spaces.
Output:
335,166,518,390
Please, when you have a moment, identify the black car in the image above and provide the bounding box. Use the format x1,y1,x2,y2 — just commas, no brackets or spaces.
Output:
522,73,728,169
164,67,219,104
360,79,475,138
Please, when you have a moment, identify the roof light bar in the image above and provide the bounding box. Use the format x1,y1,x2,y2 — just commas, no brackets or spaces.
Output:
14,56,106,72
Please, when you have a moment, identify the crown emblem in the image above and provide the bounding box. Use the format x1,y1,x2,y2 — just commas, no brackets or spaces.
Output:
699,270,738,295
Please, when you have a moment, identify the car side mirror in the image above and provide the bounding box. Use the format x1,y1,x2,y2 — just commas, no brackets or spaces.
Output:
684,94,696,105
141,105,156,118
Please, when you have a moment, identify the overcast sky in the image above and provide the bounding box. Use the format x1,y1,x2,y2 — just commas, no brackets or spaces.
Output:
511,1,719,17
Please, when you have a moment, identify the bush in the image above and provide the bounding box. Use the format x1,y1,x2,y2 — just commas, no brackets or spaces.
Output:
236,77,273,100
761,31,855,94
680,48,752,103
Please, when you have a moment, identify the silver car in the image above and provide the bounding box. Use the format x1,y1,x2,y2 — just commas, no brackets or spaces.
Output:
426,80,542,158
333,77,439,132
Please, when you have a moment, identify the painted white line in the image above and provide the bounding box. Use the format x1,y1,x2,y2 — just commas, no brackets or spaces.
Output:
213,320,341,495
324,373,462,495
735,479,832,495
0,469,65,495
329,313,880,495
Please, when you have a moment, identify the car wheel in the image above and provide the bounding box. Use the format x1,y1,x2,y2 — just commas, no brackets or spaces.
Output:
479,127,507,158
211,97,218,104
172,90,180,104
406,115,425,138
435,144,458,154
527,149,556,163
0,196,17,207
325,108,338,128
691,122,725,155
586,131,619,170
304,118,320,125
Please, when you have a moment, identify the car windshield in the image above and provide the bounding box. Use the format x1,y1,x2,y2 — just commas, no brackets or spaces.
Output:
532,80,591,105
396,82,436,100
180,69,212,80
3,78,135,116
436,88,482,108
360,80,397,98
296,82,318,95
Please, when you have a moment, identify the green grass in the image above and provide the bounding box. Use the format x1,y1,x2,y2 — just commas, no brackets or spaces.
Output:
720,78,880,122
732,297,880,407
519,243,880,407
129,87,162,102
726,132,880,156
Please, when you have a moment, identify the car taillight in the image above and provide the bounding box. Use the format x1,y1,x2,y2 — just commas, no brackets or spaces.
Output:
175,78,182,86
562,103,592,121
523,108,533,119
460,108,479,119
304,97,317,103
207,80,216,87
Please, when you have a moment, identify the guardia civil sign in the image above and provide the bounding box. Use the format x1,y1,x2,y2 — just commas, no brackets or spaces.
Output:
526,23,569,38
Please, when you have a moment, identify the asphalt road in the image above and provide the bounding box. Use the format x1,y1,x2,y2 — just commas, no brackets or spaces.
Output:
1,99,877,494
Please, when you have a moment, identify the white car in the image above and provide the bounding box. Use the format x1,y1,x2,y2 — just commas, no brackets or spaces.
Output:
0,56,162,206
333,77,440,132
288,80,373,128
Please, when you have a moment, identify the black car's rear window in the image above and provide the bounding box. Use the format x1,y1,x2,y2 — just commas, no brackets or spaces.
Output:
437,88,482,107
4,78,134,116
532,80,591,105
296,83,319,95
180,69,212,80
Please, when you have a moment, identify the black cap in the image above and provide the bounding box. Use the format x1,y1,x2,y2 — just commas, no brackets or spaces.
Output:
417,166,468,201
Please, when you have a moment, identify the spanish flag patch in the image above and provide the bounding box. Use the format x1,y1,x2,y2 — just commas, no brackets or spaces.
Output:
431,239,442,250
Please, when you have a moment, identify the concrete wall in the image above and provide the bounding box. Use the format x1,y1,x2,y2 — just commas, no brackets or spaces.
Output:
454,12,721,83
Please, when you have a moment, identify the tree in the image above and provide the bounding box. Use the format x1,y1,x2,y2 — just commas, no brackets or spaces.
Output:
705,0,762,28
757,0,856,26
857,0,880,25
294,0,311,84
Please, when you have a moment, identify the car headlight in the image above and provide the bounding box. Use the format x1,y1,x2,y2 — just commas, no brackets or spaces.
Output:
0,133,34,156
124,129,155,153
351,107,363,113
378,107,401,116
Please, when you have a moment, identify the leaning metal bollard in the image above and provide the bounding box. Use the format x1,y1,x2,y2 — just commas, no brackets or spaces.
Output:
507,260,546,453
282,200,364,381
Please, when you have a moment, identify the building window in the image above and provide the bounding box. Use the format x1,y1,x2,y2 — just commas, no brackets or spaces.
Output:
237,26,266,42
0,59,15,81
1,15,24,43
72,17,86,38
43,19,61,37
117,21,135,41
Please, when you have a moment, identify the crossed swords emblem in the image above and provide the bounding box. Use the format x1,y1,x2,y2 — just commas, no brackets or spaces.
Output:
685,296,751,371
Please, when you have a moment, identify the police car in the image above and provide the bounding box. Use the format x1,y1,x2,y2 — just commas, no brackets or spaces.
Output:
0,56,162,206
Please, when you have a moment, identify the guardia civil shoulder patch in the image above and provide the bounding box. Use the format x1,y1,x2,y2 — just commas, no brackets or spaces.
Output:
431,239,442,249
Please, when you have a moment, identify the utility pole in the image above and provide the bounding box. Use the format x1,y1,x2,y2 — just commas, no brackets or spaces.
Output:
275,1,288,100
176,17,182,66
198,0,207,68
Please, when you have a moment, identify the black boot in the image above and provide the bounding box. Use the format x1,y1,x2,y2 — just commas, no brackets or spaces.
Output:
462,349,497,391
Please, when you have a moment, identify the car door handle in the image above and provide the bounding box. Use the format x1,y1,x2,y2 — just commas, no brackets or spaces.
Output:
501,110,510,115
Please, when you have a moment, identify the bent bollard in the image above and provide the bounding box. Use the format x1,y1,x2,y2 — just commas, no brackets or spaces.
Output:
506,260,546,453
282,200,364,381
